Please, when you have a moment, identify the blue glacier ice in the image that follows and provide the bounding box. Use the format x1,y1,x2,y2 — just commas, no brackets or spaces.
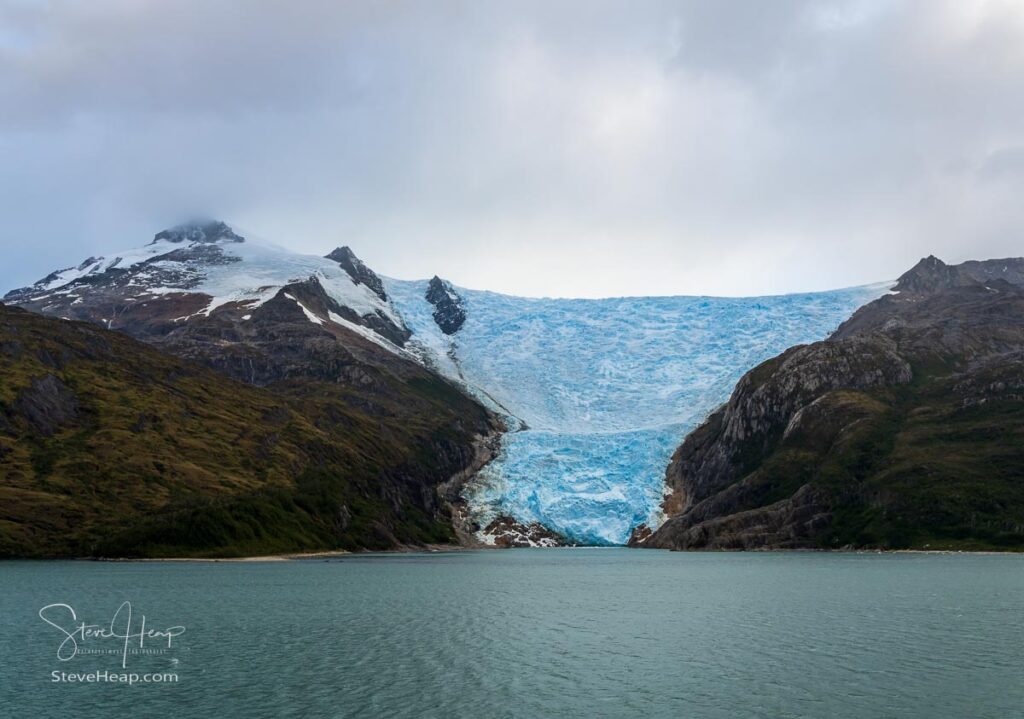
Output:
385,280,889,545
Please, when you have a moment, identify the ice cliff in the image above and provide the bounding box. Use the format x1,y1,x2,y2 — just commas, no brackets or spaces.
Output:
386,280,888,545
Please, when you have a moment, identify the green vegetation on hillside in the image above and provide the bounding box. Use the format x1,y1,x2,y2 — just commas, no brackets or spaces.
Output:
746,364,1024,550
0,305,494,557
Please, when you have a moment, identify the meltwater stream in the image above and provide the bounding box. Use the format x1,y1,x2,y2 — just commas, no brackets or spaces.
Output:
387,281,887,544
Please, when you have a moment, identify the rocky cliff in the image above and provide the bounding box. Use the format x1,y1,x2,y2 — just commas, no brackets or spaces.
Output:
636,256,1024,551
425,275,466,334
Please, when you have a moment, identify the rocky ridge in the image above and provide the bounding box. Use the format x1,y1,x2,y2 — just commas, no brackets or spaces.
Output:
635,256,1024,551
425,275,466,334
326,246,389,302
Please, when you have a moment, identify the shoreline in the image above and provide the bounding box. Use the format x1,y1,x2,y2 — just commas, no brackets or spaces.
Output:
90,545,1024,562
98,543,476,562
3,545,1021,562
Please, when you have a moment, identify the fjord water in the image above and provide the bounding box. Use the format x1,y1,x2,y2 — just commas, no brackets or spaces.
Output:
2,551,1021,718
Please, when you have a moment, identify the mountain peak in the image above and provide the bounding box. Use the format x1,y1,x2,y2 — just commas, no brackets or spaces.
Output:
151,220,244,246
894,255,1024,295
425,276,466,334
908,255,947,273
325,246,357,264
325,246,387,301
894,254,963,294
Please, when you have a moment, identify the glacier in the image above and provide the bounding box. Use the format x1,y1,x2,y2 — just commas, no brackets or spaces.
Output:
385,280,889,545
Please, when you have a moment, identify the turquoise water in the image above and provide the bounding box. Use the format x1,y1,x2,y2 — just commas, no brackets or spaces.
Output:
1,550,1021,718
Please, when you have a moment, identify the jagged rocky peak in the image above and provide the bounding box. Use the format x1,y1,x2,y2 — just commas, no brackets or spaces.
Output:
325,246,388,302
835,254,1024,339
425,275,466,335
895,255,970,294
151,220,244,245
892,253,1024,295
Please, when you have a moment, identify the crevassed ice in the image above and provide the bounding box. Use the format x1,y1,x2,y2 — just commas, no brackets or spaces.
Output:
386,280,889,545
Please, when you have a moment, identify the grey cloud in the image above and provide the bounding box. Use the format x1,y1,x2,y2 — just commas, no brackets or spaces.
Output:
0,0,1022,298
978,146,1024,180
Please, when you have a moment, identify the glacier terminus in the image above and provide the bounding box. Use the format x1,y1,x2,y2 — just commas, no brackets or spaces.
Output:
386,279,888,545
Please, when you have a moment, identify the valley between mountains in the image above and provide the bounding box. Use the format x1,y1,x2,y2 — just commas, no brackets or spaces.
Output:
1,222,1021,556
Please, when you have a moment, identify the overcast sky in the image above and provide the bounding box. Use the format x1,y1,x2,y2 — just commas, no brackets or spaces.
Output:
1,0,1022,298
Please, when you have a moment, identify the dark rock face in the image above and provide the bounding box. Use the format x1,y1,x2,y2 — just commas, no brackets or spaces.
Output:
156,278,410,387
326,246,388,302
640,256,1024,551
15,374,79,436
152,221,244,245
277,276,409,347
628,524,653,544
645,485,832,550
662,337,913,515
891,255,972,293
833,260,1024,352
425,276,466,335
891,255,1024,294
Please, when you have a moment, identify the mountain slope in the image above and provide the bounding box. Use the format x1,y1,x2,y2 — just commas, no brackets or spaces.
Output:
0,304,497,558
636,257,1024,551
4,221,417,381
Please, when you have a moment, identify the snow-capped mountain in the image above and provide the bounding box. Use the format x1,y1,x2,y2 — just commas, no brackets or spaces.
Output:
5,220,888,546
5,220,409,351
3,220,446,397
